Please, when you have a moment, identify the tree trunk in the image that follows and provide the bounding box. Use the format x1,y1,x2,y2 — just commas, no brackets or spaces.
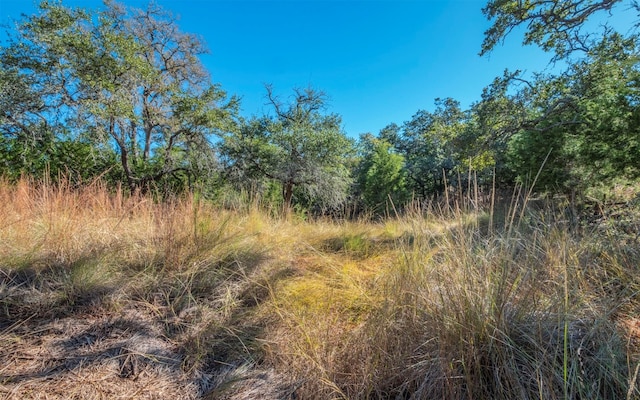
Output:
283,181,294,210
110,117,136,192
142,92,152,162
120,148,136,192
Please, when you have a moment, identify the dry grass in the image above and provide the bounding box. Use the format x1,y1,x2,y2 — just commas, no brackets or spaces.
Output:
1,178,638,399
0,178,290,399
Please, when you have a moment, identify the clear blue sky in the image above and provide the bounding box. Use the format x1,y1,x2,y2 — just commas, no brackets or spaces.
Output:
0,0,633,137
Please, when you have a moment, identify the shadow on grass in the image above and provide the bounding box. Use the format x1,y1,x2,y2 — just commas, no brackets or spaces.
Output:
0,246,298,399
172,252,300,398
0,257,120,329
1,316,180,385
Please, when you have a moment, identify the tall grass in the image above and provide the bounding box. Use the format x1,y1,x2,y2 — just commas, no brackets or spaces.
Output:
0,177,283,398
268,190,640,399
1,177,638,399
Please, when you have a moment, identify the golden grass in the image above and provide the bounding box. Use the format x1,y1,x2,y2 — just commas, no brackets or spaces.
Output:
0,177,638,399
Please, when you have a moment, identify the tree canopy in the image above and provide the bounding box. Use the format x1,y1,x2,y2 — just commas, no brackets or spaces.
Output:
481,0,624,60
1,0,237,191
1,0,639,215
220,86,353,210
355,134,408,215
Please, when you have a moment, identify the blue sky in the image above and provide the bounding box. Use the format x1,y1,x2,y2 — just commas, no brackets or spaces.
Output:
0,0,634,137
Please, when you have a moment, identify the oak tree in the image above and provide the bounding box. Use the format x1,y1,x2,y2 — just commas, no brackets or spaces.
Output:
1,1,237,191
221,86,353,210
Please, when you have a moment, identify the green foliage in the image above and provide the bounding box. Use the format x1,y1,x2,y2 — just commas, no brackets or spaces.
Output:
481,0,623,60
0,0,237,192
572,33,640,180
480,1,639,195
356,135,409,214
496,33,640,192
1,0,639,208
221,86,354,211
383,98,478,199
467,74,527,185
507,128,574,190
0,128,119,183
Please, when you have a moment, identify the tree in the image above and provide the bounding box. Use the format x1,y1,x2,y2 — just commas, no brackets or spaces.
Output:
481,0,624,60
570,33,640,180
487,32,640,192
356,134,408,214
479,0,640,197
221,86,353,210
0,0,237,191
385,98,470,199
472,69,576,190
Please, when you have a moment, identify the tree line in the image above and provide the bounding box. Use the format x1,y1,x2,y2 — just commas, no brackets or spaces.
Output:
1,0,638,215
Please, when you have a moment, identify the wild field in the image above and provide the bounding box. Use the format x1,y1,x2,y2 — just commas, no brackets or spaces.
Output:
0,178,638,399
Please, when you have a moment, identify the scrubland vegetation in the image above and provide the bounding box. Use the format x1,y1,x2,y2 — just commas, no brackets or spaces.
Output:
2,0,640,398
1,178,638,399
